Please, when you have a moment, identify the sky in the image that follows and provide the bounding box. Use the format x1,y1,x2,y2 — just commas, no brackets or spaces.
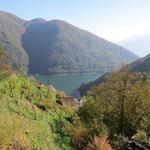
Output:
0,0,150,43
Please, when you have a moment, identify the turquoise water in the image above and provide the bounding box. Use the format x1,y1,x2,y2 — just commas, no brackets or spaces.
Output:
32,73,101,95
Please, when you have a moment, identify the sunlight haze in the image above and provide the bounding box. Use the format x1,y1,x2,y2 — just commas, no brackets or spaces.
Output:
0,0,150,42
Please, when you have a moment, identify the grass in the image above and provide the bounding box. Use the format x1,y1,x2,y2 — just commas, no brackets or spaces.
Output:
0,73,77,149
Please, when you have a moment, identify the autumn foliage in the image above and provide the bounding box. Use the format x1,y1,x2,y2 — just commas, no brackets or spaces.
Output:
87,136,112,150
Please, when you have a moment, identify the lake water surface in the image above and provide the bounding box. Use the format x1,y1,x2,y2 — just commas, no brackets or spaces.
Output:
32,73,101,95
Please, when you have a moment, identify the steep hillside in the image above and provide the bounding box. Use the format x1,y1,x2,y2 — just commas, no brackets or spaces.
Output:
130,53,150,72
79,72,109,96
22,19,138,74
0,11,138,75
79,66,150,149
0,11,28,73
0,72,79,149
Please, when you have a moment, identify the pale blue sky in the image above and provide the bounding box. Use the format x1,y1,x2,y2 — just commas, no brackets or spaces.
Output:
1,0,150,42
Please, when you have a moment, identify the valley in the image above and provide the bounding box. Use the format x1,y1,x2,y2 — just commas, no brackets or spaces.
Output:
0,2,150,149
0,11,138,75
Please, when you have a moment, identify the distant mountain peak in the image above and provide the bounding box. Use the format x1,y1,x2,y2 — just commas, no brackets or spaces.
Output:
29,18,47,23
46,19,78,31
49,19,68,24
0,10,14,16
0,10,25,23
119,32,150,57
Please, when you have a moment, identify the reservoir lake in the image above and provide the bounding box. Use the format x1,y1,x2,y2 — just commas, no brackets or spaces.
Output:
32,73,101,96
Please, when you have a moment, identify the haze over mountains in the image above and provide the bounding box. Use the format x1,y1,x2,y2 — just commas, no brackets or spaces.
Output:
0,11,138,74
119,33,150,57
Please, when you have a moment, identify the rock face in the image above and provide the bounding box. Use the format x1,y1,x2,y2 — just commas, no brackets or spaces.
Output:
0,11,138,74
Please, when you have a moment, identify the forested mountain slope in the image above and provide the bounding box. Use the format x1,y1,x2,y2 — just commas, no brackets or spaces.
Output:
130,53,150,72
0,11,138,74
0,11,28,73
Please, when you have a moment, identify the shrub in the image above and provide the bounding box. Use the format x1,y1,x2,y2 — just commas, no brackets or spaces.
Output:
132,130,149,144
87,136,112,150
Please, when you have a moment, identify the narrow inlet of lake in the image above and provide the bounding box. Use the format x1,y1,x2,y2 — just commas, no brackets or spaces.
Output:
32,73,101,96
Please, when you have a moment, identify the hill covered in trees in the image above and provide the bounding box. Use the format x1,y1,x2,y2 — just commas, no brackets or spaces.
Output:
79,53,150,96
0,11,28,73
0,11,138,74
78,66,150,149
130,53,150,72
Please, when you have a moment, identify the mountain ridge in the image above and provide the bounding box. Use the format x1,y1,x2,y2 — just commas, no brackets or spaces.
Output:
79,53,150,96
0,10,138,74
130,53,150,72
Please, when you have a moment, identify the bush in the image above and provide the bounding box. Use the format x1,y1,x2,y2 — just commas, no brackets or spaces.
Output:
132,130,149,144
87,136,112,150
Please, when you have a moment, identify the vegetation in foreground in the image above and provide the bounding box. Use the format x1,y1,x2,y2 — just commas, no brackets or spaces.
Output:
0,48,79,150
1,46,150,150
79,66,150,149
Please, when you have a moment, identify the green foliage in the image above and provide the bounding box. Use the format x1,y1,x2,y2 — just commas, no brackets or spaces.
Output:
0,45,12,81
79,66,150,142
132,130,150,144
79,72,109,96
79,97,108,137
0,73,78,149
0,45,6,66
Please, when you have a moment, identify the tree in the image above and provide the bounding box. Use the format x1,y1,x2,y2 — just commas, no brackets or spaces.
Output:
79,66,150,138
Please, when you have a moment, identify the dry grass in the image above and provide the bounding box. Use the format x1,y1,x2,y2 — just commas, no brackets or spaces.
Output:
87,136,112,150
